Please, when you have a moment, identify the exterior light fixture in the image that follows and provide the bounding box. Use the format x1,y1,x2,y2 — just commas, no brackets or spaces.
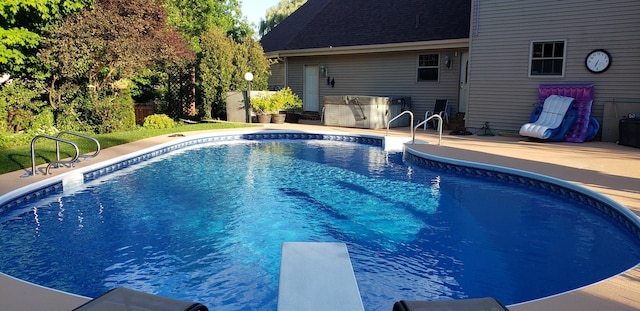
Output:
444,55,452,69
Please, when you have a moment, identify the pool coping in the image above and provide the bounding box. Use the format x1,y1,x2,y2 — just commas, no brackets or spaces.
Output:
404,146,640,242
402,145,640,308
6,129,638,241
1,125,639,310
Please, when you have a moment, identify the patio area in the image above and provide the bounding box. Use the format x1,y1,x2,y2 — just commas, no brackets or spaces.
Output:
0,121,638,310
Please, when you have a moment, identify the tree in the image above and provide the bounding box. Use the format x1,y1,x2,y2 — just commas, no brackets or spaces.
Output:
198,27,270,120
164,0,252,48
38,0,195,132
40,0,195,98
198,27,235,119
0,0,94,76
259,0,307,37
233,39,270,92
163,0,254,120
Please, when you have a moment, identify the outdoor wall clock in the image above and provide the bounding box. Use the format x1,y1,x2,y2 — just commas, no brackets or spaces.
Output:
585,49,611,73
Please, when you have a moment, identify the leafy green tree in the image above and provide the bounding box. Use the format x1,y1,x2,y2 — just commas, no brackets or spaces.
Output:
165,0,252,48
198,27,270,119
198,27,235,119
230,38,270,93
259,0,307,37
163,0,253,120
0,0,94,76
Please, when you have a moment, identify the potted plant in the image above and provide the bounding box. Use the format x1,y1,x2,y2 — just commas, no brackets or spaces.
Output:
272,87,303,124
251,88,303,124
250,93,275,123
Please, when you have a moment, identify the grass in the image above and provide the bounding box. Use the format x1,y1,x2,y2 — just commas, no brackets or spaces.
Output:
0,122,257,175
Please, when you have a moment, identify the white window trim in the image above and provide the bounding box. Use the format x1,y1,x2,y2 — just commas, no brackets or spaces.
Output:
417,53,440,82
528,39,567,78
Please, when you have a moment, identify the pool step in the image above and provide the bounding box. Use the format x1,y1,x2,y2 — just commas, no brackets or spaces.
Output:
278,242,365,311
384,136,429,152
384,136,411,151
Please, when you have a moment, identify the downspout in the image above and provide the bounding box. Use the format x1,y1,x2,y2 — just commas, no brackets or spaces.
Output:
284,57,289,87
467,0,480,131
474,0,480,37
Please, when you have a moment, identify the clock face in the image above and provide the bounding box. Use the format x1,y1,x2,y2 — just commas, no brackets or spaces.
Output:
585,49,611,73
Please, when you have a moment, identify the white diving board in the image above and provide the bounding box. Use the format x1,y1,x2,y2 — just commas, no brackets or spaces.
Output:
277,242,365,311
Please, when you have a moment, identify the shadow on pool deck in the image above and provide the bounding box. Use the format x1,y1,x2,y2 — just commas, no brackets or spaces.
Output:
0,121,639,310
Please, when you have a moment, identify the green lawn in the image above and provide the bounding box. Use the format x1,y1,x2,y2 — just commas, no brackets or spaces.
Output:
0,122,256,175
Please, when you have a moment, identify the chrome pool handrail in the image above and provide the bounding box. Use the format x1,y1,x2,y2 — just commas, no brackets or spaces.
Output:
386,110,414,137
414,115,443,146
57,131,101,159
31,135,80,175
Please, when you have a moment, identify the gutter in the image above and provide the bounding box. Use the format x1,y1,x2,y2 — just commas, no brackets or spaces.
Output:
264,38,469,59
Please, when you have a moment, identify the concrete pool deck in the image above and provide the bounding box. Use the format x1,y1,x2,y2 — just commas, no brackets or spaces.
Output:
0,121,638,310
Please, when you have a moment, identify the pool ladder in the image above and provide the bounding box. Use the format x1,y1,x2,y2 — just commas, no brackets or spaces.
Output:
31,131,101,175
414,114,443,146
386,111,443,146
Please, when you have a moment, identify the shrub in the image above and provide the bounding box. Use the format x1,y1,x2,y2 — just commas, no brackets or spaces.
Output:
250,93,275,115
0,114,58,149
0,79,49,133
104,93,137,133
143,114,176,129
0,131,25,149
250,87,302,115
272,87,303,112
83,92,137,134
0,79,60,148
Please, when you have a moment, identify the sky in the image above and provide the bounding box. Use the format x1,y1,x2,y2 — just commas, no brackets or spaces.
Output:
241,0,281,29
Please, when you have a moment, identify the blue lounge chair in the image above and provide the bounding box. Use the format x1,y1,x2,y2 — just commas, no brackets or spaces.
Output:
519,95,577,141
519,83,599,142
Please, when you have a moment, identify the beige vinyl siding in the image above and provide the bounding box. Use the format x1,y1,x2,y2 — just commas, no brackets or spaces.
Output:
267,62,286,90
467,0,640,139
282,50,463,119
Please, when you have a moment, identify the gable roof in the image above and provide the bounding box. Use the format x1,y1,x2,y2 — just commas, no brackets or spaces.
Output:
261,0,471,56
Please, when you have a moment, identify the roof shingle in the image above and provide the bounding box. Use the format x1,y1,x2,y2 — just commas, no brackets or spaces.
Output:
260,0,471,53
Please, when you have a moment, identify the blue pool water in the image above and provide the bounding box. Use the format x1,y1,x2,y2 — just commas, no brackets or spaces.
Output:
1,139,639,310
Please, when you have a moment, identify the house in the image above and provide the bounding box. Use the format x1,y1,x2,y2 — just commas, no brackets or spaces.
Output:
260,0,640,141
467,0,640,141
260,0,471,122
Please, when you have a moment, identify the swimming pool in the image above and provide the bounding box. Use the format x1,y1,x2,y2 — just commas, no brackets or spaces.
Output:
1,130,639,311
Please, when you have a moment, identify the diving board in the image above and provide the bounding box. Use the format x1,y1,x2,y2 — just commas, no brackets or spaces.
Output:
277,242,364,311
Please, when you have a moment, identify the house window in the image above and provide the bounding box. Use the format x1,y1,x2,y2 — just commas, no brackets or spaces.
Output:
417,54,439,81
530,41,565,76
